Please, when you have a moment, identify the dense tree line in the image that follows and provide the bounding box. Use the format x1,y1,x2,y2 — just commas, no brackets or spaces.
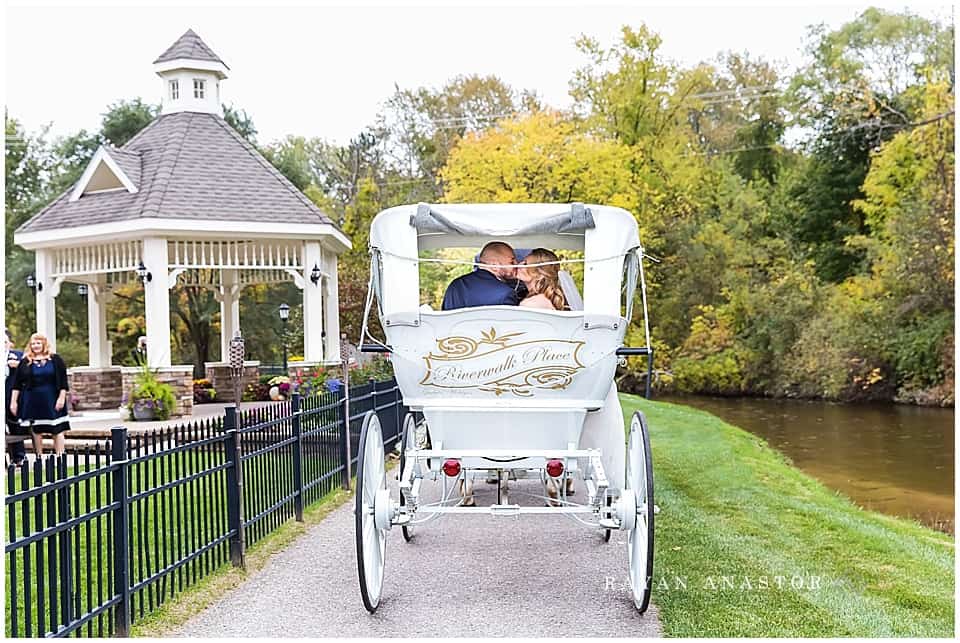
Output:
5,9,953,403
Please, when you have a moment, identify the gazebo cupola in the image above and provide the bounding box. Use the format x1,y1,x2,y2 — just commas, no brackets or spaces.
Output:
14,29,350,416
154,29,229,116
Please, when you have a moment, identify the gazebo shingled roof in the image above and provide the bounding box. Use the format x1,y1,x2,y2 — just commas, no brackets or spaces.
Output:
17,112,335,233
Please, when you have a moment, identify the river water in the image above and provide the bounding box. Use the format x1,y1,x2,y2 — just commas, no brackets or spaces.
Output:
659,395,955,534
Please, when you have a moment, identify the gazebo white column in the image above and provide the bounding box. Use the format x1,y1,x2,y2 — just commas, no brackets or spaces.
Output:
143,237,172,367
87,275,111,367
322,248,341,363
302,241,325,363
219,269,240,361
35,249,57,350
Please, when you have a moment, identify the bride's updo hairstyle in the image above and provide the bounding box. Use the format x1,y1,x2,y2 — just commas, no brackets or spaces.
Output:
523,248,568,311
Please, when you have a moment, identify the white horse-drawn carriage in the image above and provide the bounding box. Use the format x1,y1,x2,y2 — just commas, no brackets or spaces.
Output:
355,203,656,613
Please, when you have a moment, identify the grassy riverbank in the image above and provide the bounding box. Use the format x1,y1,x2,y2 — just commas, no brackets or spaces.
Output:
623,394,955,637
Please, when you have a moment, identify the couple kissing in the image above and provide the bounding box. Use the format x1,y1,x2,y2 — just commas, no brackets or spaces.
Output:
441,242,568,312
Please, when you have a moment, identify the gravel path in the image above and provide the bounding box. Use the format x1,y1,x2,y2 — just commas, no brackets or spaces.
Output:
174,474,662,637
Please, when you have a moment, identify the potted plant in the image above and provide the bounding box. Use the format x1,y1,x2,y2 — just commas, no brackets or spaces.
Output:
128,360,177,421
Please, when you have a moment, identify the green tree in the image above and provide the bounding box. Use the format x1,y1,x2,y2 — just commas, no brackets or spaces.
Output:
5,114,49,339
223,104,258,144
783,9,954,282
101,98,158,147
851,77,954,395
380,74,530,199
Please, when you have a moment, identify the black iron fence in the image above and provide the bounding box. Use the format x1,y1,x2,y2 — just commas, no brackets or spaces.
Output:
4,378,405,638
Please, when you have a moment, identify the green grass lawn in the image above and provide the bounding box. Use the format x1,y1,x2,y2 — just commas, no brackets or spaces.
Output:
7,396,953,637
626,394,955,637
4,439,344,638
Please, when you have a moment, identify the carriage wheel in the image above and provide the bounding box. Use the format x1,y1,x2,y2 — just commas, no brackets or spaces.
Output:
626,411,655,613
355,411,388,613
399,413,416,542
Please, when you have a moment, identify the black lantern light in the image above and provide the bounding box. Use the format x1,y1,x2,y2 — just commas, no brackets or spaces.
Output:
25,274,41,291
310,263,321,285
77,284,88,297
136,260,152,284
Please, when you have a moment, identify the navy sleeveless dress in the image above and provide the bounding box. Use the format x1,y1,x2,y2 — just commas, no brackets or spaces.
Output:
19,359,70,435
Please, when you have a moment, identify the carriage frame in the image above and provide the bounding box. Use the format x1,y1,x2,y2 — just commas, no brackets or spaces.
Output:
354,202,657,614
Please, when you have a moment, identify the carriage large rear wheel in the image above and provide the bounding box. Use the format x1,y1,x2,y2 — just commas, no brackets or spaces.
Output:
355,411,388,613
626,411,655,612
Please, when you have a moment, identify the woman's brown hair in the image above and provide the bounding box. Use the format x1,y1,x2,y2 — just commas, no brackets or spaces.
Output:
523,248,568,311
23,333,52,363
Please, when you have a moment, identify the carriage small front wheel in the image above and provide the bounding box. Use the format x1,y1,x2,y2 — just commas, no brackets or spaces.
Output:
355,411,390,613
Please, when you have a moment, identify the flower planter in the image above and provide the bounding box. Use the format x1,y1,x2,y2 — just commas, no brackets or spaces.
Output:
132,400,158,421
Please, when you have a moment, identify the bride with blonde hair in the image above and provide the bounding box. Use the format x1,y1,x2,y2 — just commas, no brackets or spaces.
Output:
516,248,569,311
516,248,578,503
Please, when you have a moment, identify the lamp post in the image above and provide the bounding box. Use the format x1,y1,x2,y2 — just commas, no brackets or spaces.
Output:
278,302,290,374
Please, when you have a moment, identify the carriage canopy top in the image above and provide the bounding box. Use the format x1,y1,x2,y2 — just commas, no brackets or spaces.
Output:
369,202,641,255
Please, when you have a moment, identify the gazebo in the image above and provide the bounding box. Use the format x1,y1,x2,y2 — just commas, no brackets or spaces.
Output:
13,29,350,416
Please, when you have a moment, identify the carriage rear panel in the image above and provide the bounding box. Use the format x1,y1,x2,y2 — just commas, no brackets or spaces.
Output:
384,306,625,451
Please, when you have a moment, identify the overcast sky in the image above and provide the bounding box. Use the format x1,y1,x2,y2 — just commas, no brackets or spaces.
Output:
4,1,953,146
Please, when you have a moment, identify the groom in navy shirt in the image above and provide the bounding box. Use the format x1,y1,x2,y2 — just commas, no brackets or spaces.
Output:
442,241,521,310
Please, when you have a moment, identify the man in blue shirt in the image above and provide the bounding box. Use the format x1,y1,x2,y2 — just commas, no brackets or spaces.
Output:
442,241,521,310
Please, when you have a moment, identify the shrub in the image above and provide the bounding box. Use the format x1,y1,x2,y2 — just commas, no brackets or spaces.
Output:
351,356,394,383
193,378,217,404
672,349,748,395
891,312,953,390
243,381,272,402
290,356,394,398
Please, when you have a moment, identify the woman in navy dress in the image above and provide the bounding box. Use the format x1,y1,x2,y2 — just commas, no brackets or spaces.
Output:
10,333,70,457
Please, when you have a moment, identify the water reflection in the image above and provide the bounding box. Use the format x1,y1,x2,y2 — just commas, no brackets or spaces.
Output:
660,395,955,534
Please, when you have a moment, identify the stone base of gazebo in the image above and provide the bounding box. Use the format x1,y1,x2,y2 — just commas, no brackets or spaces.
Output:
68,367,124,410
121,365,194,417
204,361,260,403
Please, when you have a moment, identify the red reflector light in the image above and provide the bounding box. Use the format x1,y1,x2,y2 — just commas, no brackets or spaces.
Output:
442,459,461,477
546,459,564,478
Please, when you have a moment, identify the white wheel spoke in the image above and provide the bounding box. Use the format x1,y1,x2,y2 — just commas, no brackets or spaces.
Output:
363,469,377,505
